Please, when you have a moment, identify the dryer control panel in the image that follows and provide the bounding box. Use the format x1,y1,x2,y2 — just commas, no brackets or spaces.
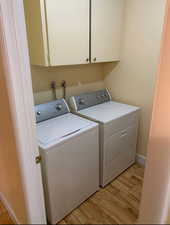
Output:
35,99,70,123
70,89,111,111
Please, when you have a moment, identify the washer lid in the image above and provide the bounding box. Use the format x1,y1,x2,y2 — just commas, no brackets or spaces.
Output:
36,113,92,146
79,101,140,123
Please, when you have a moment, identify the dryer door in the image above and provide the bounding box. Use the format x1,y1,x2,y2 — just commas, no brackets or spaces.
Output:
102,123,138,187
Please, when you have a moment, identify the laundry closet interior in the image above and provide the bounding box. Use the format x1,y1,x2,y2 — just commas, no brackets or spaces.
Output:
23,0,166,224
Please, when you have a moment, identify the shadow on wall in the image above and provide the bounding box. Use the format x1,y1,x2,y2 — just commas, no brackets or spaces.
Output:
103,61,119,78
103,60,156,158
31,64,107,105
103,61,144,159
31,63,105,93
102,0,166,157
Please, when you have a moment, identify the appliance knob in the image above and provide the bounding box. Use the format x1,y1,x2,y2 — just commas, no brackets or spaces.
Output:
56,104,62,110
79,99,85,105
37,111,41,116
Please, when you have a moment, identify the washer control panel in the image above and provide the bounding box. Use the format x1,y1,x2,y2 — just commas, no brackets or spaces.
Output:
70,89,111,111
35,99,69,123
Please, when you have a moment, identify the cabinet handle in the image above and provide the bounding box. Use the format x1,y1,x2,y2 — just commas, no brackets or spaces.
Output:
93,58,97,62
86,58,89,62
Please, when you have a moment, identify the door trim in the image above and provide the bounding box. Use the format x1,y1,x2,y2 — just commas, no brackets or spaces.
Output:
0,0,46,224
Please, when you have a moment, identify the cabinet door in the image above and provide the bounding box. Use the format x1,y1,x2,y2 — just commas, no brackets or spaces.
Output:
45,0,90,66
24,0,49,66
91,0,124,63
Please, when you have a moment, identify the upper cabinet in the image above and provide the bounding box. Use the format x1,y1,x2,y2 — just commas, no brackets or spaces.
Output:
24,0,124,67
24,0,89,66
45,0,89,66
91,0,124,63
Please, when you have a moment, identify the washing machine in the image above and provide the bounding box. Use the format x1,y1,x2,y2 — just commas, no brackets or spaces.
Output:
35,99,99,224
69,89,140,187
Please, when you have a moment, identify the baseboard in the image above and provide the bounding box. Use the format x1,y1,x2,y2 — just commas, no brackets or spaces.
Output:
0,192,19,224
136,154,146,167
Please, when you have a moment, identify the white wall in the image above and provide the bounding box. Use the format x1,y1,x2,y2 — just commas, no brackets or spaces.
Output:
104,0,166,156
31,64,105,104
34,80,105,105
31,64,104,93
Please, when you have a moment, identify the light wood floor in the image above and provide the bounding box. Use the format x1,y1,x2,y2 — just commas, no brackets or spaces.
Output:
59,164,144,225
0,164,144,225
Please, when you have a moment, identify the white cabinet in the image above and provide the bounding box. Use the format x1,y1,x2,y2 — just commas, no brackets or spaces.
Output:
45,0,89,66
91,0,124,63
24,0,89,66
24,0,124,67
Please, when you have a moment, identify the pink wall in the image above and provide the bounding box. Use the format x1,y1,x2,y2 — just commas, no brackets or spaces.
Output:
0,3,29,222
0,41,28,223
138,0,170,223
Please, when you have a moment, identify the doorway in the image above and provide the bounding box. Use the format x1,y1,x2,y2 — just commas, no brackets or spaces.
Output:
0,0,169,224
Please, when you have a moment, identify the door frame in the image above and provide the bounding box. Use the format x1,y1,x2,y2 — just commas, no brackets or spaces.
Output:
1,0,170,224
0,0,46,224
138,0,170,223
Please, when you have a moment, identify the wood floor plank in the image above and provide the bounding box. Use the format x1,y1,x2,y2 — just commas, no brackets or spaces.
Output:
58,164,144,225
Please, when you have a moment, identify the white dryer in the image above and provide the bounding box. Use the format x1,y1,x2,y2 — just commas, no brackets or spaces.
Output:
69,89,140,187
35,99,99,224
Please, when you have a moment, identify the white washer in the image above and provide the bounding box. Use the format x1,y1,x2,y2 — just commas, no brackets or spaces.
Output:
35,99,99,224
69,89,140,187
